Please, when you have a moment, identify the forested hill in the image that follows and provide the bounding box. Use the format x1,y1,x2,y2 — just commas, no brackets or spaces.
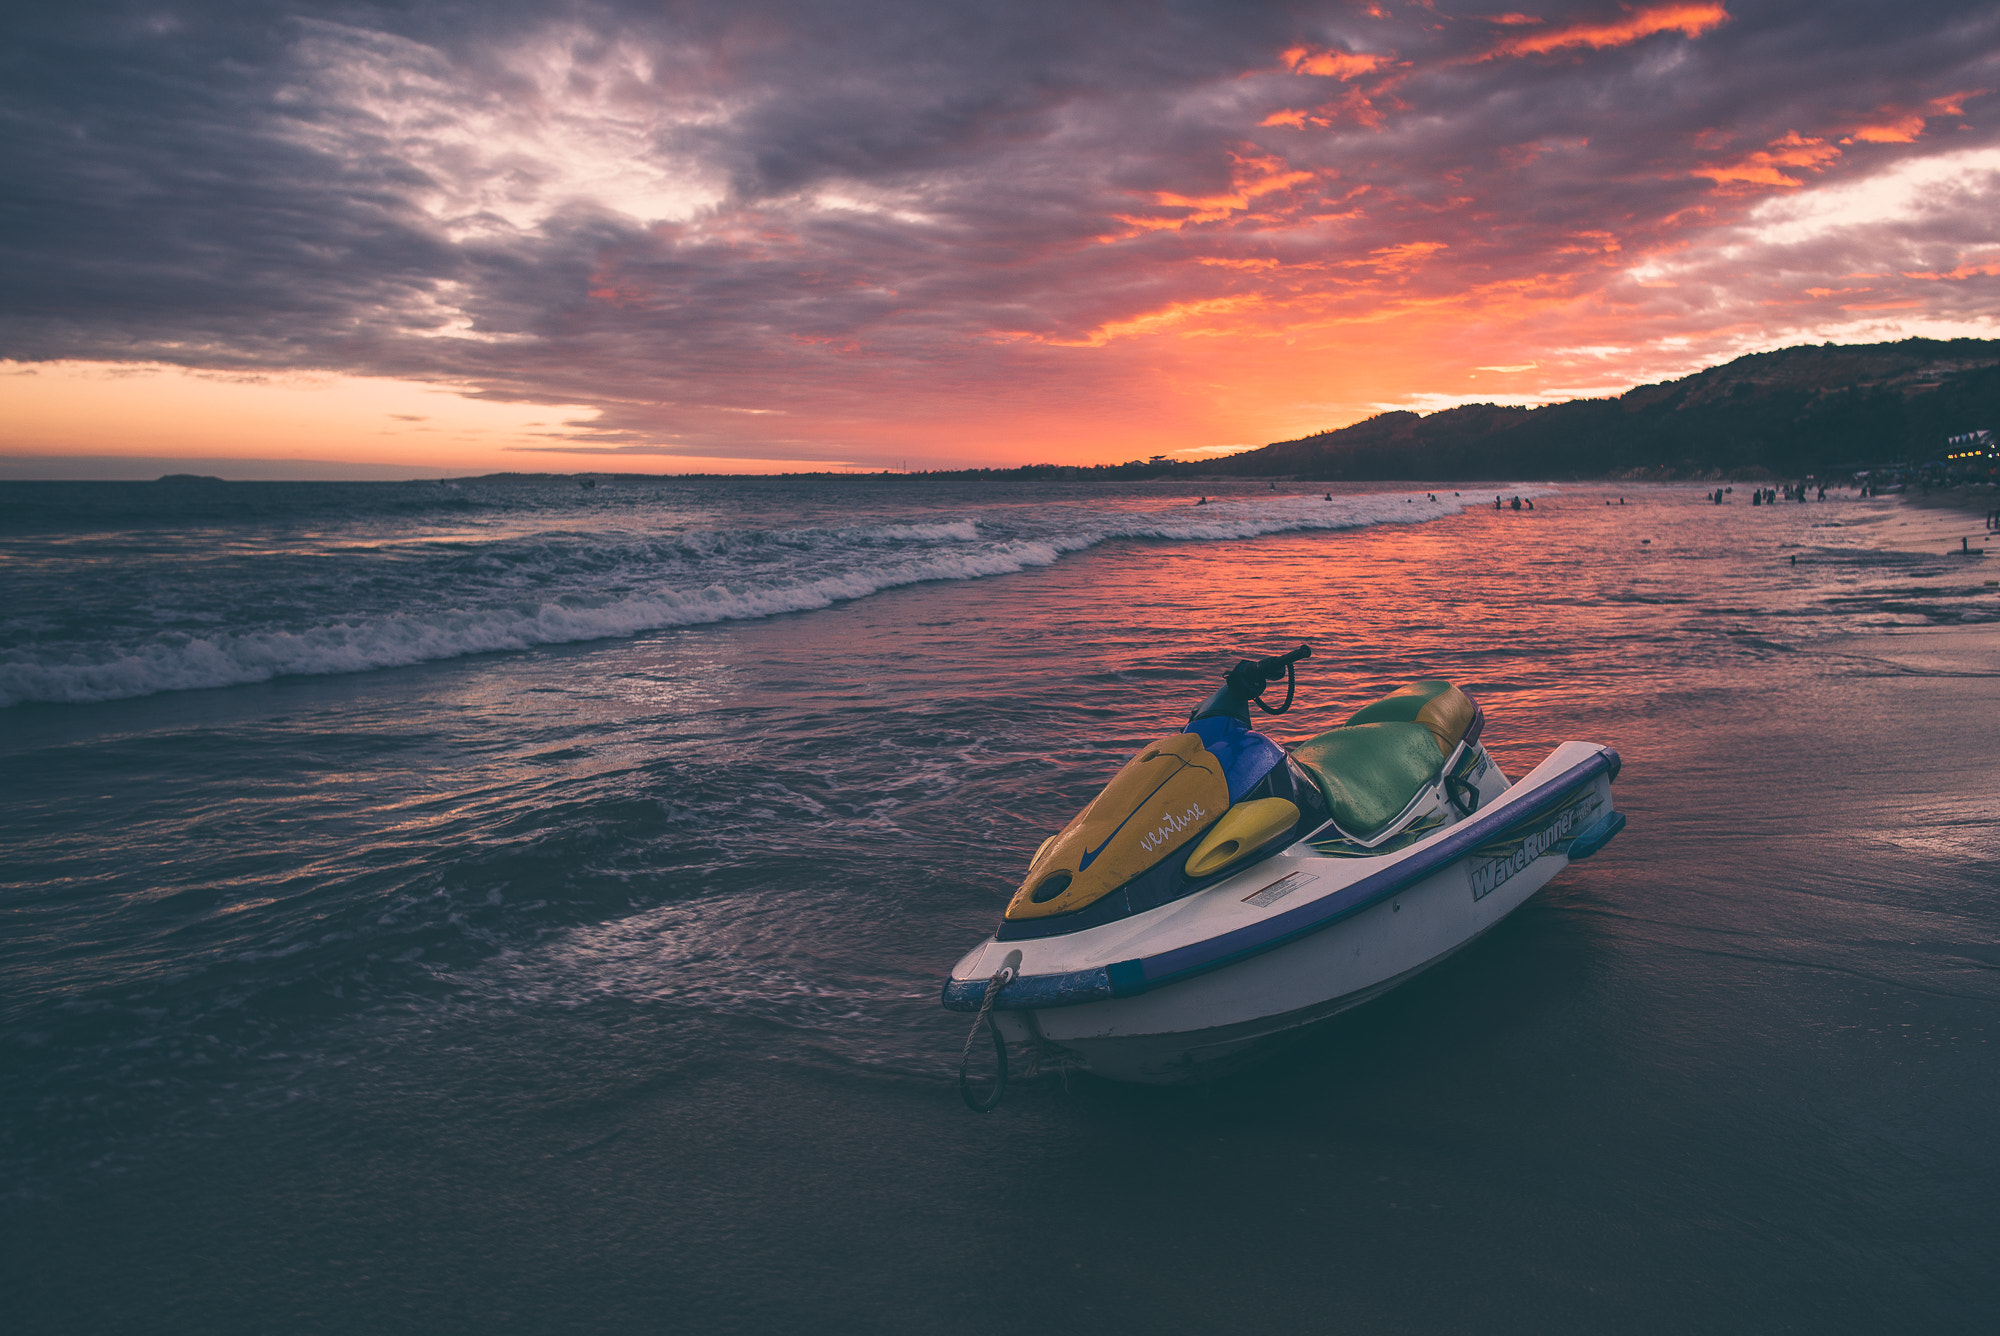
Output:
1200,338,2000,480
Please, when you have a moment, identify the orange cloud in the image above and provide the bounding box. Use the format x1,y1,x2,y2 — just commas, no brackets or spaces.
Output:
1038,295,1266,348
1557,230,1622,255
1838,299,1924,312
1357,241,1450,272
1927,90,1984,117
1694,130,1839,189
1115,152,1316,232
1261,87,1390,132
1902,257,2000,281
1843,113,1926,145
1282,46,1392,79
1486,3,1730,59
1844,90,1991,143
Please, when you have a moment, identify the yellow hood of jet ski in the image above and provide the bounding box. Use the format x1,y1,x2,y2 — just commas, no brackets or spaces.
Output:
1004,732,1229,920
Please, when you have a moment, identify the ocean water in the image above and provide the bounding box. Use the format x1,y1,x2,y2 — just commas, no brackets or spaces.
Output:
2,476,1996,1334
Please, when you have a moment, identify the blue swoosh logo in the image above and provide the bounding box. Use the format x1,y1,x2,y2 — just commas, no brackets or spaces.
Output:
1076,755,1211,872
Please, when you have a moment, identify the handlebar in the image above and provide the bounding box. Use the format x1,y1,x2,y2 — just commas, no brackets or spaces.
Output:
1250,643,1312,680
1189,643,1313,728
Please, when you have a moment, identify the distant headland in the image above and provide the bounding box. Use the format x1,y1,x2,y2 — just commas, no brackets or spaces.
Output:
934,337,2000,484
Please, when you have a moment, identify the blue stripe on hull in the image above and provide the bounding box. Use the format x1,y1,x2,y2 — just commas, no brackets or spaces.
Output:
942,747,1619,1013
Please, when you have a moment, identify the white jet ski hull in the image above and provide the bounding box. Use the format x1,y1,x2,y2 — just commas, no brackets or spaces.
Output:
945,742,1622,1085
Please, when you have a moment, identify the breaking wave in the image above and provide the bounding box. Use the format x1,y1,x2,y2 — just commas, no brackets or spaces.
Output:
1,484,1503,706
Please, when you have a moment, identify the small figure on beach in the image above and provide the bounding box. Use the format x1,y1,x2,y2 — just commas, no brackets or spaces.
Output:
1495,496,1503,510
1510,496,1522,511
1197,496,1207,506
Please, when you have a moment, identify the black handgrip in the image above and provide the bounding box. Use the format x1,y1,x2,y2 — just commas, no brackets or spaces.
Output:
1255,644,1312,679
1196,643,1313,726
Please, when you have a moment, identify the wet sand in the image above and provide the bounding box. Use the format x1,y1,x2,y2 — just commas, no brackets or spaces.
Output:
1826,491,1997,573
1880,486,2000,554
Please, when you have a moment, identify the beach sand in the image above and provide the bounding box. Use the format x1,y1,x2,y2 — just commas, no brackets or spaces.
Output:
1828,490,1998,573
1883,485,2000,553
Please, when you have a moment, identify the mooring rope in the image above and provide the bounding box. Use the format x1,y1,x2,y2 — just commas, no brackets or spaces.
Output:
957,965,1017,1112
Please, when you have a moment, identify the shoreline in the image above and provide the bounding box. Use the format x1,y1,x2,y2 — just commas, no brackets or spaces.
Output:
1898,481,2000,519
1865,490,2000,558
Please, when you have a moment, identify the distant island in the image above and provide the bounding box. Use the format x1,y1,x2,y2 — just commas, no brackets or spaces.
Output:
940,337,2000,483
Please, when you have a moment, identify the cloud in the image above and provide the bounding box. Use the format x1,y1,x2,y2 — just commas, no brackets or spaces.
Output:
1282,46,1394,79
0,1,1997,467
1483,3,1732,60
1603,145,2000,359
1695,131,1843,189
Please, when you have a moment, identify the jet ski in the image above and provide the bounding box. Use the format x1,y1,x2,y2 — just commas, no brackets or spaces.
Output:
943,644,1624,1106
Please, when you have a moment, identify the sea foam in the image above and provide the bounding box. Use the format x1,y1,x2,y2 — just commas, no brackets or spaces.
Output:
0,487,1502,706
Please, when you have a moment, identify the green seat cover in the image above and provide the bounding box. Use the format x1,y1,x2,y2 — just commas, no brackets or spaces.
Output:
1291,681,1476,840
1290,721,1446,841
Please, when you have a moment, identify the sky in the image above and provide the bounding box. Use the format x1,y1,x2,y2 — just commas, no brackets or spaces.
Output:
3,0,1998,476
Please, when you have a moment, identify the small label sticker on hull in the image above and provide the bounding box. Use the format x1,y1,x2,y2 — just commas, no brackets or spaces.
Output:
1244,871,1316,907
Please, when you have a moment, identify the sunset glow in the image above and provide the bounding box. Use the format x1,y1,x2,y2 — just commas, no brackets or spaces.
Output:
3,1,1997,475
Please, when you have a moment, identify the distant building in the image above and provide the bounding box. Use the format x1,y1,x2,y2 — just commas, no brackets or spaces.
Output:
1943,429,1996,481
1945,428,1994,460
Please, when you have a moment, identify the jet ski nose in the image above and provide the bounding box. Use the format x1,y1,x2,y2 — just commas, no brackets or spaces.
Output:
1003,732,1227,922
